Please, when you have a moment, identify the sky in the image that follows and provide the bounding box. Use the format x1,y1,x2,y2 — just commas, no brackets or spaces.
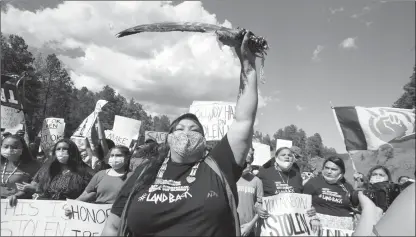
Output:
1,0,415,153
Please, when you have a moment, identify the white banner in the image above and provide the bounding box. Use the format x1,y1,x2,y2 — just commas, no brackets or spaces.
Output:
40,118,65,152
189,101,236,141
260,193,312,236
145,131,168,144
105,115,141,147
1,106,25,134
276,139,293,151
252,142,271,166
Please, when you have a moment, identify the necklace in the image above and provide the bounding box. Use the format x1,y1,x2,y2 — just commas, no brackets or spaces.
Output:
156,156,201,184
2,160,21,186
275,162,289,184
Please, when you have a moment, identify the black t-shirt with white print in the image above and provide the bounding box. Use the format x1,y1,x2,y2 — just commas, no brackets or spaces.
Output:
303,175,354,217
257,165,303,197
111,135,243,236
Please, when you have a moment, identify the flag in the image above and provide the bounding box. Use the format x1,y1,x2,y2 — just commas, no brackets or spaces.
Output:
332,106,415,151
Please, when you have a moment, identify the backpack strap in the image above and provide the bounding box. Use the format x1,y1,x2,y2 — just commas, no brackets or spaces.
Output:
204,156,241,236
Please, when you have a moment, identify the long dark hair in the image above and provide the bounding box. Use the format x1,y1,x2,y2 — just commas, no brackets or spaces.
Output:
36,139,91,193
367,165,392,182
1,134,35,164
107,145,132,181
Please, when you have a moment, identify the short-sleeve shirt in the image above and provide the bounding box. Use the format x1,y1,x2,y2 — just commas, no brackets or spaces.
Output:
237,173,263,224
111,135,243,236
257,165,303,197
85,169,132,204
303,175,354,217
0,159,40,198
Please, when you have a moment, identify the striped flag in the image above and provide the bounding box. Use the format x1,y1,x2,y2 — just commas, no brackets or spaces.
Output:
332,106,415,151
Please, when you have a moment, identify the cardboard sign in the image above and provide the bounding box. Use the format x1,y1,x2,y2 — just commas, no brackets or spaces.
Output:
72,100,108,152
0,199,111,236
189,101,236,141
144,131,168,144
276,139,293,151
105,116,142,147
0,199,70,236
1,106,25,134
252,142,271,166
40,118,65,152
319,227,354,237
66,199,112,236
1,82,22,110
260,193,312,236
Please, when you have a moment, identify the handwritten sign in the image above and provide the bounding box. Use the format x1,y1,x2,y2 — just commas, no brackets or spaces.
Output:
276,139,293,151
72,100,108,152
0,199,70,236
40,118,65,152
105,116,142,147
252,142,271,166
145,131,168,144
1,82,22,109
189,101,236,141
316,213,354,232
66,199,112,237
260,193,312,236
1,106,25,134
319,227,354,237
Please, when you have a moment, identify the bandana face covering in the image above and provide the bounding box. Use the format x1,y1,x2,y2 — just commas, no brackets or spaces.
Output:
167,131,206,158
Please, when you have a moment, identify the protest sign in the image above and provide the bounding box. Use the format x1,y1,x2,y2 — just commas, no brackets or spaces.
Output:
316,213,354,232
1,82,22,110
252,142,271,166
1,106,25,134
260,193,312,236
276,139,293,151
0,199,70,236
72,100,108,152
319,227,354,237
66,199,112,237
40,118,65,152
189,101,236,141
145,131,168,144
104,116,142,147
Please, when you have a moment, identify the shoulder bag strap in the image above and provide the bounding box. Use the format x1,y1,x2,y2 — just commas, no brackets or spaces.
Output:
204,156,241,236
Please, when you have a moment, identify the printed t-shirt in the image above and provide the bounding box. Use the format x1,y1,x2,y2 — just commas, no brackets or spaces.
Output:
237,173,263,224
85,169,132,204
257,165,303,197
0,159,40,198
303,175,354,217
111,135,243,236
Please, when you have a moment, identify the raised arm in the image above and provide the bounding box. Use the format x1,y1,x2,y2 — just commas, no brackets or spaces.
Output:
227,31,258,167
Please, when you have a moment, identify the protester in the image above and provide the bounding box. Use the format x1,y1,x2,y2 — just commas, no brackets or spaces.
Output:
11,139,92,204
65,146,132,217
367,165,392,184
1,135,40,204
129,141,158,171
303,156,355,231
102,31,258,236
237,148,262,237
353,183,415,236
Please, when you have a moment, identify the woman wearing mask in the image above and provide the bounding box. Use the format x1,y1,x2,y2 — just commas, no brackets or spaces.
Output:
1,135,40,205
367,165,392,184
11,139,92,204
303,156,355,231
102,31,258,236
68,145,132,206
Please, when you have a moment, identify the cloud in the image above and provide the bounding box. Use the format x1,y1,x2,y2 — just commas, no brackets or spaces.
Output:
296,105,304,112
351,6,371,19
339,37,358,49
1,1,243,118
311,45,324,62
258,89,280,108
329,7,344,14
365,21,373,27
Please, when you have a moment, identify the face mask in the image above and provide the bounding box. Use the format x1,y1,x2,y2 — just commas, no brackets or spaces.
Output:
370,176,387,184
1,148,22,162
324,173,343,184
56,150,69,164
167,131,206,158
108,157,125,170
275,159,293,171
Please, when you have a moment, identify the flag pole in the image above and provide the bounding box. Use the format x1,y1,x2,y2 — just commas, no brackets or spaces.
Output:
330,101,357,172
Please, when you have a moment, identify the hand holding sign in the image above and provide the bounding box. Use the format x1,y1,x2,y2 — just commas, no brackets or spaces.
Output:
15,182,34,192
